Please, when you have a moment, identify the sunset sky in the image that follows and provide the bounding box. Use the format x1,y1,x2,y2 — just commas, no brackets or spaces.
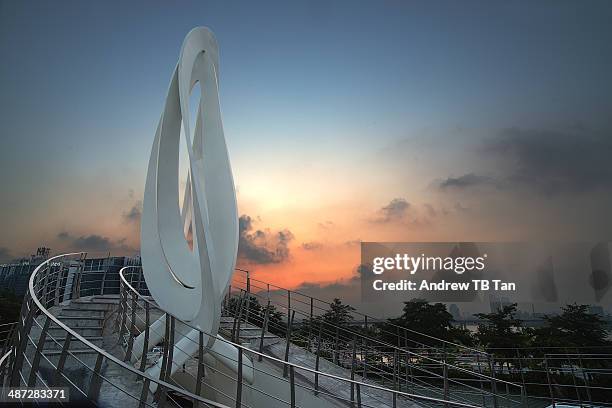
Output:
1,1,612,310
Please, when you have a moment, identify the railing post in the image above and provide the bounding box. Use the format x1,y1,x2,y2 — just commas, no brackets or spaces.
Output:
475,353,487,407
258,300,270,362
139,301,150,372
392,348,398,393
283,310,295,377
363,338,368,380
307,297,314,352
232,291,246,342
442,345,449,407
489,354,499,408
244,274,251,326
544,355,555,408
195,331,205,407
54,265,64,305
289,365,296,408
350,340,357,406
10,296,35,386
236,347,243,408
164,316,175,382
124,291,137,361
118,286,128,342
27,315,51,387
314,324,322,395
577,348,592,405
287,289,291,313
156,313,171,401
53,333,72,386
88,353,104,401
565,349,582,406
516,348,528,407
443,361,449,408
139,377,151,408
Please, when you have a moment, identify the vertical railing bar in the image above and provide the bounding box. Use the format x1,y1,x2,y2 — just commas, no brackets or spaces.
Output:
27,315,51,387
54,265,63,306
139,301,150,372
125,291,137,361
577,349,592,404
164,316,175,382
566,349,582,406
118,286,128,342
544,355,555,408
195,331,205,408
236,347,243,408
10,296,36,386
156,313,171,401
53,333,72,386
283,310,295,377
258,300,270,362
87,353,104,401
489,354,499,408
314,324,322,395
138,377,151,408
442,344,449,408
350,339,356,406
476,352,487,407
289,365,296,408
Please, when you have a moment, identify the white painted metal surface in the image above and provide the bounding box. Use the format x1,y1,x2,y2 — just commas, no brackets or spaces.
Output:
141,27,238,345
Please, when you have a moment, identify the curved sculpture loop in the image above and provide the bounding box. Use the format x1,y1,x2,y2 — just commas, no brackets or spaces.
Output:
141,27,238,346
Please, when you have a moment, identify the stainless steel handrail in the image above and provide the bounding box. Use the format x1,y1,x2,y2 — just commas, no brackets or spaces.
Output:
4,252,233,408
119,265,494,408
234,268,489,357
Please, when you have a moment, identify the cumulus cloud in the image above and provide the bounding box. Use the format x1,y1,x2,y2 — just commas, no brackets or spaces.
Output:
57,231,135,253
238,215,294,265
371,198,410,223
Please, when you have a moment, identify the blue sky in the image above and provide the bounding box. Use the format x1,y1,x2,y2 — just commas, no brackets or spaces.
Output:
1,1,612,302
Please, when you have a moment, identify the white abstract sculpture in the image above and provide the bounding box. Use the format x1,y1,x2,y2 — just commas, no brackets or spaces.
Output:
141,26,237,338
140,27,252,384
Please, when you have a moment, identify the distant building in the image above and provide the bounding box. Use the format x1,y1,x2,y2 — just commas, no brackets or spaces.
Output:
0,248,140,297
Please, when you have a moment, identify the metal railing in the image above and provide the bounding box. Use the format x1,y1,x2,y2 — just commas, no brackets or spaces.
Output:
3,252,607,406
226,270,526,407
119,265,487,408
0,252,231,407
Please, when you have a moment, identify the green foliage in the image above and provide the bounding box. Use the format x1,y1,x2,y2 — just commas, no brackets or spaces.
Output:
475,303,530,360
377,299,475,347
531,303,611,350
226,295,286,336
322,298,355,326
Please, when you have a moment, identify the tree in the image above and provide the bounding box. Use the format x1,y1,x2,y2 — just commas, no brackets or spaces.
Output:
378,299,474,347
532,304,611,351
475,303,529,367
322,298,355,326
